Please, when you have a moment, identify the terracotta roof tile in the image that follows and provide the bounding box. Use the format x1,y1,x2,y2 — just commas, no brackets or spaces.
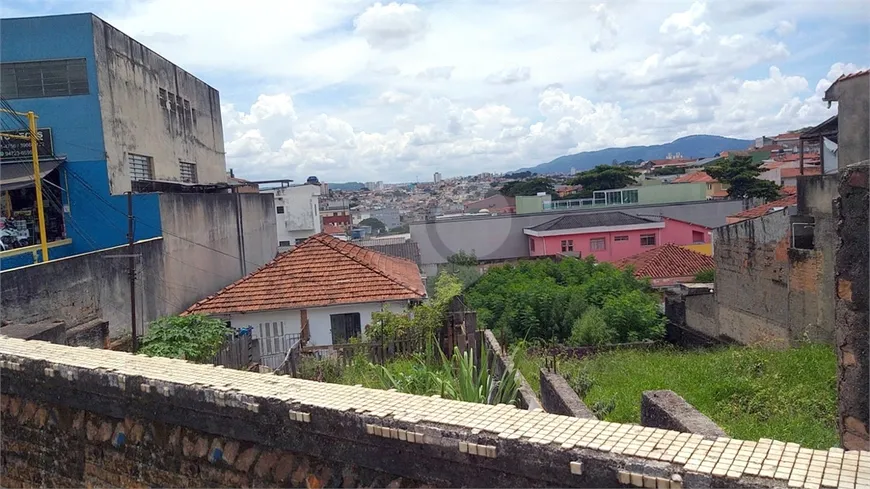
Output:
732,194,797,219
185,234,426,315
780,186,797,196
711,189,729,198
613,244,714,280
835,69,870,82
672,171,715,184
322,224,345,235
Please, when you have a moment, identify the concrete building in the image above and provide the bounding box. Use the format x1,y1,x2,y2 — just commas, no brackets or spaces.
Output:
0,13,228,268
517,183,708,214
369,208,401,230
671,172,730,199
265,183,321,250
825,70,869,169
0,13,277,341
524,212,710,262
434,172,442,184
185,234,426,367
320,199,352,229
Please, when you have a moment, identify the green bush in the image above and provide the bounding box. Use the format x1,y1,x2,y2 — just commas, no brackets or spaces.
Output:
600,290,666,342
464,256,662,345
139,314,228,362
568,306,616,346
694,269,715,282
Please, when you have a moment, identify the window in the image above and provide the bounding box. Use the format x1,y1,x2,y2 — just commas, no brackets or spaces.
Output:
590,238,606,251
561,239,574,252
692,230,705,244
128,153,153,181
0,58,89,99
614,235,629,242
530,238,535,252
706,183,713,190
640,234,656,246
276,206,285,214
330,313,361,344
179,161,197,183
295,238,306,245
279,240,291,247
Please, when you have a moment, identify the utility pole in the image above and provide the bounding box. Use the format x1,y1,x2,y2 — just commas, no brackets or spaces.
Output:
27,112,49,263
127,191,138,353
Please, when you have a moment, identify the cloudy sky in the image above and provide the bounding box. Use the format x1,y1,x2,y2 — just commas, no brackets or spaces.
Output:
4,1,869,183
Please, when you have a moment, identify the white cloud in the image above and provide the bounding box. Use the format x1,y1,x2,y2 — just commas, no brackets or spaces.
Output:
485,66,531,85
775,20,796,36
65,0,865,181
353,2,428,50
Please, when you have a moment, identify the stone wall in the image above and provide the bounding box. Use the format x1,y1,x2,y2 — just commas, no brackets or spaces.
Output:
539,370,596,419
834,163,869,451
5,336,863,488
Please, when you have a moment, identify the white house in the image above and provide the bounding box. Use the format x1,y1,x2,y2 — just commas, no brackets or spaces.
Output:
184,233,427,368
263,183,322,251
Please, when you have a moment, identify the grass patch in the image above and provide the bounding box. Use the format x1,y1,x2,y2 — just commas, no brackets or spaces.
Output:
519,344,838,449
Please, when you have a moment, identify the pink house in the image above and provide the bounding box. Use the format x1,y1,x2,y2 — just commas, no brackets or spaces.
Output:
524,212,710,263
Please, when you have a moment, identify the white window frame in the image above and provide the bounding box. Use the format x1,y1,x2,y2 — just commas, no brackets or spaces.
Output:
640,234,657,247
560,239,574,252
614,235,629,242
590,238,606,251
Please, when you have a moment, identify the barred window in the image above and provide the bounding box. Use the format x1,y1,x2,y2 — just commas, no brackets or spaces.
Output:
0,58,89,99
179,161,197,183
128,153,153,181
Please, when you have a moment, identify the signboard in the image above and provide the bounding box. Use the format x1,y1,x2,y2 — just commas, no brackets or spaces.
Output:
0,128,54,160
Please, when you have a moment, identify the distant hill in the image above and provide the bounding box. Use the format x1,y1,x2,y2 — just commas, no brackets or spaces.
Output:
328,182,365,191
519,135,753,175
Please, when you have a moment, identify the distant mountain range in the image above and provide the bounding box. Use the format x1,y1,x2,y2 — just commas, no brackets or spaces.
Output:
519,135,753,175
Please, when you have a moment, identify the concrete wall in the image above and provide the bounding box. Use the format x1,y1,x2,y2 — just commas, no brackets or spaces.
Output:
412,200,745,265
0,238,169,339
1,193,277,340
0,336,852,489
640,391,727,439
157,193,277,312
539,370,596,419
92,15,226,195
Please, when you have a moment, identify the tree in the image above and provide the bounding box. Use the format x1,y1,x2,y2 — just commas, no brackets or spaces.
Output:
694,269,715,282
139,314,229,362
447,250,478,266
568,306,616,346
499,177,555,197
568,165,639,197
359,217,386,234
705,155,781,202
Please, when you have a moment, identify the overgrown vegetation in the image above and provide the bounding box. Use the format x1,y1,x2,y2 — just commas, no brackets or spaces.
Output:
516,344,838,449
139,314,228,362
464,257,665,345
499,177,555,197
298,270,520,405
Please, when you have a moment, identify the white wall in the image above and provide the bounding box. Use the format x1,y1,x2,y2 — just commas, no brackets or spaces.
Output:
92,16,227,195
229,300,408,351
267,184,321,249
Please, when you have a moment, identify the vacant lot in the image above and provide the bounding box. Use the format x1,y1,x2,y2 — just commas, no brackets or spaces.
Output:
516,344,838,450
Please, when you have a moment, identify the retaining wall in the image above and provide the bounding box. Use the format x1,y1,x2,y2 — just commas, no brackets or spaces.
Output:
2,337,866,488
539,370,596,419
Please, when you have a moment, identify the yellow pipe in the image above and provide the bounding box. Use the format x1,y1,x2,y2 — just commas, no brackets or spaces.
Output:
28,111,49,263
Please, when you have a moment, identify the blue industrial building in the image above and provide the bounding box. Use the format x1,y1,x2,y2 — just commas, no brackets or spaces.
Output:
0,13,228,270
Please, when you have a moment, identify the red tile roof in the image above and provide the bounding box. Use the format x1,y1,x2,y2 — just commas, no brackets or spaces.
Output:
781,167,822,179
185,234,426,315
732,195,797,219
781,186,797,196
672,171,715,184
711,189,729,198
613,244,714,281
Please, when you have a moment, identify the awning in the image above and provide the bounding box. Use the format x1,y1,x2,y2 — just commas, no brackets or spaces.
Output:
0,159,62,191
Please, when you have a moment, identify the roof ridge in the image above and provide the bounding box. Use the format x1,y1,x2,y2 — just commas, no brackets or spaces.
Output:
312,234,425,297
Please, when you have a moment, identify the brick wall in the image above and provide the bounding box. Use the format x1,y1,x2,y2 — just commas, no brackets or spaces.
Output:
1,395,418,488
1,337,866,488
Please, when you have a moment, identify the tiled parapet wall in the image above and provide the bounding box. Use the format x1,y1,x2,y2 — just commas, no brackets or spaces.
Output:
1,338,868,489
